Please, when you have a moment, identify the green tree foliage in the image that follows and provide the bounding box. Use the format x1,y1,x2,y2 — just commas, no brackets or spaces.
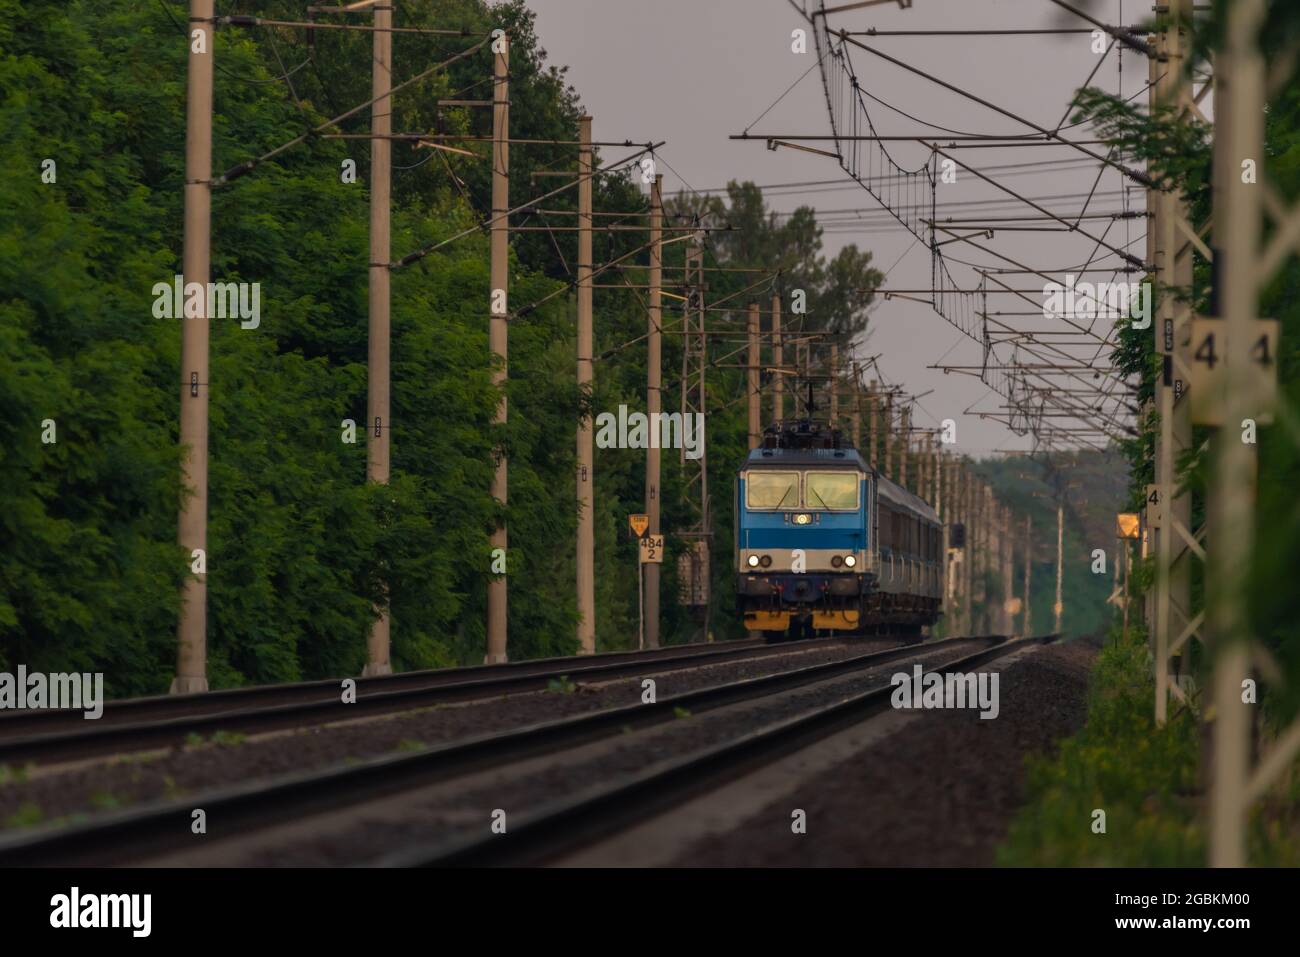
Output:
0,0,883,691
0,0,585,691
666,181,883,338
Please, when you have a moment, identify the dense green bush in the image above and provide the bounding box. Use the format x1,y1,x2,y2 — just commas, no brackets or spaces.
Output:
999,628,1204,866
1000,625,1300,865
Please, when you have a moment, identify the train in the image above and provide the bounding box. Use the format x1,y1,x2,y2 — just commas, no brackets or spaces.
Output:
734,419,944,641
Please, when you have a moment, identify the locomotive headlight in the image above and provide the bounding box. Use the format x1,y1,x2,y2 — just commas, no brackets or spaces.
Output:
831,555,843,568
759,555,772,568
747,554,760,568
844,554,857,568
793,513,812,526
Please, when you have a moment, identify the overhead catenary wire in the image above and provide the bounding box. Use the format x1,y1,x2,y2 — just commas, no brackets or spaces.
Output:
393,141,665,268
795,13,1145,446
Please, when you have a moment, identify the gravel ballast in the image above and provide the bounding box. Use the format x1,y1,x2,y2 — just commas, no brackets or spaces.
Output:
669,638,1098,866
0,640,888,831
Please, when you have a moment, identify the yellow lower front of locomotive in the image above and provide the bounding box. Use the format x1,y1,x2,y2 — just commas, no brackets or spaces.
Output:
742,608,862,632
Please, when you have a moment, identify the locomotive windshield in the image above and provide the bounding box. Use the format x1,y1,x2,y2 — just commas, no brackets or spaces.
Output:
745,470,860,510
746,471,799,509
806,472,859,510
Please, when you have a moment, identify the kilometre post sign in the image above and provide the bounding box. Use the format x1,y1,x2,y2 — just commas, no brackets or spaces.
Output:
639,535,664,564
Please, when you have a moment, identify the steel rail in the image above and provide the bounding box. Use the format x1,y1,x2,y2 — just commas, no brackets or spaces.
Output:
388,633,1060,866
0,637,778,738
0,636,1004,865
0,638,888,765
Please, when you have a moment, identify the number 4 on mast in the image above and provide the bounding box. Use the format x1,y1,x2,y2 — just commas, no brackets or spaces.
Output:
1145,485,1163,530
1188,317,1279,426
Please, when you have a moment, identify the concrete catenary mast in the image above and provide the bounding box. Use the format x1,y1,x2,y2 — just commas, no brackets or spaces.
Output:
485,33,510,663
173,0,216,693
364,0,395,676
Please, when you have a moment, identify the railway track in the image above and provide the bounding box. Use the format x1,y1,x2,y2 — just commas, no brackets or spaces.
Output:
387,632,1058,866
0,633,1032,866
0,637,774,737
0,635,856,767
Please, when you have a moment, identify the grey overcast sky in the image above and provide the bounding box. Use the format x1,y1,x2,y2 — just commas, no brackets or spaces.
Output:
523,0,1141,456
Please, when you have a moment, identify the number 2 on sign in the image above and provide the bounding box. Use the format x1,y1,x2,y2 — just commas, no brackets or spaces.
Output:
639,535,664,564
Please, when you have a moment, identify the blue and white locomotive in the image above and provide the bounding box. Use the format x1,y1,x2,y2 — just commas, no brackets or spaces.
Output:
735,420,943,641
